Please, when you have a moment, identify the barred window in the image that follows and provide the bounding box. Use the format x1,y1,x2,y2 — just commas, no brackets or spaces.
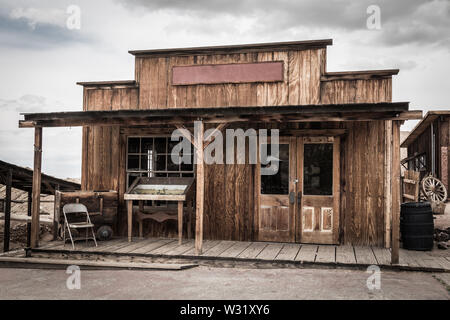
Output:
126,136,194,189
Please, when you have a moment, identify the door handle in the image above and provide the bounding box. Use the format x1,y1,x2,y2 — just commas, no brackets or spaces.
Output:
297,191,302,205
289,192,296,204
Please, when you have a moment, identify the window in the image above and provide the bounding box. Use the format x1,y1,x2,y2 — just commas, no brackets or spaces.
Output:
126,136,194,189
260,143,290,195
303,143,333,196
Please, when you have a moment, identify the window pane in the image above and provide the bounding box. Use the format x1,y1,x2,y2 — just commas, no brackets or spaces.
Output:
127,173,140,188
181,157,193,171
128,138,140,153
303,143,333,195
155,137,167,154
168,137,181,153
168,157,179,171
140,155,149,171
261,144,289,195
127,155,140,171
156,154,167,171
141,138,153,154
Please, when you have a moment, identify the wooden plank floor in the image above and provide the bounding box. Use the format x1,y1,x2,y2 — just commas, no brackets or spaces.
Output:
36,238,450,271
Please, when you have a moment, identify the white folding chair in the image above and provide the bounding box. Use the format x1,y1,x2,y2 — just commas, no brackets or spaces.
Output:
62,203,98,249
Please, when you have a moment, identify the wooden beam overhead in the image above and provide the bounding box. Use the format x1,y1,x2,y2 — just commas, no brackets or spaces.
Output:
128,39,333,57
19,103,417,128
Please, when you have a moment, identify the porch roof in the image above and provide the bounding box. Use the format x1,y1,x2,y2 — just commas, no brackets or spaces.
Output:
401,110,450,148
0,160,80,194
19,102,420,128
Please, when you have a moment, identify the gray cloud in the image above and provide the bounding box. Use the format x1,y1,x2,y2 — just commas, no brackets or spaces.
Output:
0,4,91,49
0,94,82,179
117,0,449,48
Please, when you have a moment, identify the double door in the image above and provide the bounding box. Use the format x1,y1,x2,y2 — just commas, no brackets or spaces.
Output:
257,136,340,244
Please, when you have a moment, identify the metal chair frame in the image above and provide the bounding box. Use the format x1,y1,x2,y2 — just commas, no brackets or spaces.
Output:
62,203,98,249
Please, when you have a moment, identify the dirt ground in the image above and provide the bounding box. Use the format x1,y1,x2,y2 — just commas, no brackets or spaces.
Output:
0,266,448,300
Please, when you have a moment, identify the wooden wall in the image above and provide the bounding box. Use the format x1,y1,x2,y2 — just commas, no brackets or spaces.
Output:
81,86,139,191
407,116,450,191
341,121,386,246
135,49,326,109
320,79,392,104
79,46,395,246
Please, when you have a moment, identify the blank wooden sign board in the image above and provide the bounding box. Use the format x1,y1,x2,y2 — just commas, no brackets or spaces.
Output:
172,61,284,85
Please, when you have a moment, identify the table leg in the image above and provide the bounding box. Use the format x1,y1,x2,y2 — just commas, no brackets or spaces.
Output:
138,200,143,238
178,201,183,244
127,200,133,242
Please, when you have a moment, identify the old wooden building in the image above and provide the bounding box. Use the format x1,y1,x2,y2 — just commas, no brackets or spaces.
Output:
401,111,450,195
20,39,421,263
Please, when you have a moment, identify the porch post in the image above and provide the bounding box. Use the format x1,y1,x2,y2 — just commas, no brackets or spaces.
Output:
194,120,204,255
26,190,32,247
391,121,401,264
3,168,12,252
30,127,42,248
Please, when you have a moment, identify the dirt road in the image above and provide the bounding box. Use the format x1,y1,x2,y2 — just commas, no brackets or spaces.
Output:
0,266,448,300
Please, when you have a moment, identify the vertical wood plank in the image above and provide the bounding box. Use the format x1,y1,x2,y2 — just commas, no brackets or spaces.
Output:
30,127,42,248
288,51,300,105
26,191,32,247
178,201,183,244
384,120,392,248
127,200,133,242
195,120,205,254
391,121,401,264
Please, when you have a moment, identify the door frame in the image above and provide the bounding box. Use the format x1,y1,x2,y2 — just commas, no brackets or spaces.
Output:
295,136,340,244
255,135,340,244
255,136,297,242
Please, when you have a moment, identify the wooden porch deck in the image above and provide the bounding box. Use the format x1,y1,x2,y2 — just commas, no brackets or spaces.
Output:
30,238,450,272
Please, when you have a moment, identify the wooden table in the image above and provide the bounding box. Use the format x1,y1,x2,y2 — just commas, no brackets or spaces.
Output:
124,177,195,244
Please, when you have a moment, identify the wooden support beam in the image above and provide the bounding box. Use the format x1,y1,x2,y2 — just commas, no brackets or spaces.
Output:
30,127,42,248
178,201,183,245
391,121,401,264
203,123,229,149
384,120,392,248
3,169,12,252
52,185,60,241
194,120,204,255
175,124,197,148
26,191,31,247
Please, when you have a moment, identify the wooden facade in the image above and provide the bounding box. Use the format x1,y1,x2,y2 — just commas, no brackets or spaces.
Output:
401,111,450,193
20,40,422,263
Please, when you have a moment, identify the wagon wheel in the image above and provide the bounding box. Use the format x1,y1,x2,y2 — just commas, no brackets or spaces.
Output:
421,175,447,203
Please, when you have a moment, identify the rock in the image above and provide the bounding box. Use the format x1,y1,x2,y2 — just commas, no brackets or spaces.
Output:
437,242,448,250
436,232,450,242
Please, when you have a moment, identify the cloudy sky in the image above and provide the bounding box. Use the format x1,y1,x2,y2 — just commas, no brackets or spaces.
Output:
0,0,449,178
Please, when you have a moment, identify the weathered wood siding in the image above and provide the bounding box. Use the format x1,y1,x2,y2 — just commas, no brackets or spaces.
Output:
407,116,450,191
79,46,394,246
135,49,326,109
320,79,392,104
81,87,139,191
341,121,386,246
